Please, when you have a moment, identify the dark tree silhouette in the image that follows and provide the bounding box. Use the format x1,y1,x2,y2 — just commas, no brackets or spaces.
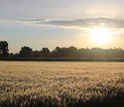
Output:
51,46,77,57
31,51,42,57
19,46,32,57
66,46,77,57
1,40,124,60
41,48,50,57
51,47,64,57
0,41,9,57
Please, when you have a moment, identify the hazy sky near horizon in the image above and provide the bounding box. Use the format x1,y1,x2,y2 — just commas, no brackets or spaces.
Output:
0,0,124,53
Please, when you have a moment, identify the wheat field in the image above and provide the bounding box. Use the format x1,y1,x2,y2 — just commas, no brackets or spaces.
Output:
0,61,124,107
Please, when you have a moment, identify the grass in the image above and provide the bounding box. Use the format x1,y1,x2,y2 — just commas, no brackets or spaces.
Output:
0,61,124,107
2,57,124,62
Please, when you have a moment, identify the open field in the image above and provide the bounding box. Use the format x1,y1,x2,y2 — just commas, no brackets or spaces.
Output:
0,61,124,107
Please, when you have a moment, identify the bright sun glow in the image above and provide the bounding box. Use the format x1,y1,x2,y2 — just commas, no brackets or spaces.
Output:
91,28,112,44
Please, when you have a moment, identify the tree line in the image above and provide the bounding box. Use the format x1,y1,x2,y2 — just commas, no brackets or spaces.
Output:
1,41,124,59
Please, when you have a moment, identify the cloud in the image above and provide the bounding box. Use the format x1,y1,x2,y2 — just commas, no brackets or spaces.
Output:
13,18,124,29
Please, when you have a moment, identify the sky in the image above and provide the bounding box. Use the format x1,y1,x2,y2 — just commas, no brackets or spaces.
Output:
0,0,124,53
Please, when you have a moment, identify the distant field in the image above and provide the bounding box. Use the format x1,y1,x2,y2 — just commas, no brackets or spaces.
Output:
0,61,124,107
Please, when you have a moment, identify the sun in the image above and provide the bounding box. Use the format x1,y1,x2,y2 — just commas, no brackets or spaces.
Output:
90,28,112,44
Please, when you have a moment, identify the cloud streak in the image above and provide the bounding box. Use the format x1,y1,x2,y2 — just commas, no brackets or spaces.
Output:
13,18,124,29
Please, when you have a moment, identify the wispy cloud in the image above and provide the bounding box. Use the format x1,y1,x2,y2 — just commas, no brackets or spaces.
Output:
13,18,124,29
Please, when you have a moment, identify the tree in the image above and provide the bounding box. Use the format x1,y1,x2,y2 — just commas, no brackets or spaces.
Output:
51,47,64,57
31,50,42,57
19,46,32,57
51,46,77,58
66,46,77,57
0,41,9,57
41,48,50,57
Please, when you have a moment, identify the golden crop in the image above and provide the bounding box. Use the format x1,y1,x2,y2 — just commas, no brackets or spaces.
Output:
0,61,124,107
